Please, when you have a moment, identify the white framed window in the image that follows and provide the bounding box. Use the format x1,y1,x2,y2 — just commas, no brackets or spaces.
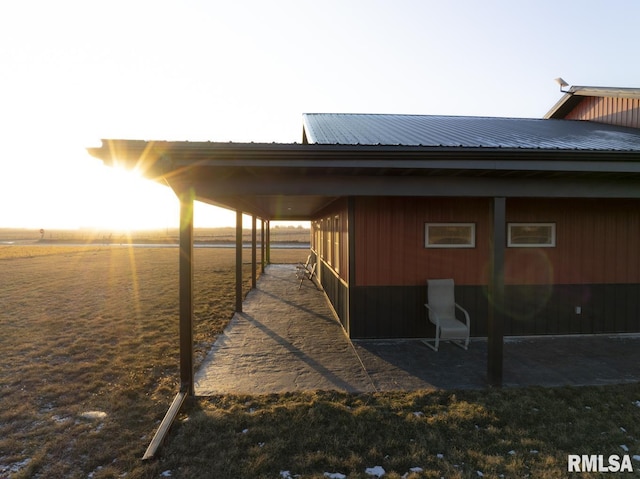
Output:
508,223,556,247
333,215,340,273
326,217,332,265
425,223,476,248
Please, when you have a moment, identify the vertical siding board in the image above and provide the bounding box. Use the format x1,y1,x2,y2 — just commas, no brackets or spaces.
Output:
605,209,618,284
630,208,640,283
564,94,640,128
616,286,627,331
391,198,405,285
584,202,597,283
356,197,491,287
625,98,634,127
350,197,640,338
592,97,598,120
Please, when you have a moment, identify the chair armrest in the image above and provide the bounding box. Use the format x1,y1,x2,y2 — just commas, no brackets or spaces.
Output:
454,303,471,327
424,303,441,326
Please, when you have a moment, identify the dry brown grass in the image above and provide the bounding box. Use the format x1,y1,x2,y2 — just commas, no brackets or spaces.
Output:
2,245,639,478
0,226,310,246
0,245,305,478
0,245,109,259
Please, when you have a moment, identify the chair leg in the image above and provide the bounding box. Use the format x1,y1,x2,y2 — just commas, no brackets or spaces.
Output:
422,340,437,351
421,327,440,351
451,337,470,350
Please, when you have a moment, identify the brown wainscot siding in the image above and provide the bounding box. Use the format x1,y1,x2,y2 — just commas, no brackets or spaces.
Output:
349,196,640,339
564,96,640,129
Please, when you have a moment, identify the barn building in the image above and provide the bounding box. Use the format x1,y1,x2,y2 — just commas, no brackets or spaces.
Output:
88,84,640,456
303,108,640,340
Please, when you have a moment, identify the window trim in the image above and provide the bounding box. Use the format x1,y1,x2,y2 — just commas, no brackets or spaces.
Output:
507,222,556,248
425,222,476,248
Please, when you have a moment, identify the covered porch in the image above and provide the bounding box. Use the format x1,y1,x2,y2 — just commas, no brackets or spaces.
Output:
196,263,640,394
86,139,640,459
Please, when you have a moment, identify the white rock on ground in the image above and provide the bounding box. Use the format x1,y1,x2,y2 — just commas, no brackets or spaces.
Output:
365,465,386,477
80,411,107,420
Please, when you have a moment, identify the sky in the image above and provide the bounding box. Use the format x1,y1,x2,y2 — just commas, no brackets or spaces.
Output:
2,0,639,230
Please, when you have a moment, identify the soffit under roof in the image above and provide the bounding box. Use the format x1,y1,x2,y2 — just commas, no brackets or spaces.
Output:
88,137,640,221
302,113,640,150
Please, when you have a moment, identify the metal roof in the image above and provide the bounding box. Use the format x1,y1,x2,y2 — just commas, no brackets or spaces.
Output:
302,113,640,151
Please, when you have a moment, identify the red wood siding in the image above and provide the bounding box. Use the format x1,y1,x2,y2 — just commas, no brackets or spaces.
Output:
355,197,491,286
565,96,640,129
355,197,640,287
506,198,640,285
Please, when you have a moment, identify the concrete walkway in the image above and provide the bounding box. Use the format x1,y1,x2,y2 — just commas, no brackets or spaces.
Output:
195,264,640,395
194,265,375,395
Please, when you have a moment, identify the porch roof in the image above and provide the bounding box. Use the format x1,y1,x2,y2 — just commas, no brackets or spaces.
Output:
88,136,640,221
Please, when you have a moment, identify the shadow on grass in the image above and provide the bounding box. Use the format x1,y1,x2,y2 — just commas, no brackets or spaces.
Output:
159,384,640,478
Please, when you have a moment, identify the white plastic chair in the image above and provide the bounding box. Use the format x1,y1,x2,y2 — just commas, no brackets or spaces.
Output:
296,255,312,273
423,278,470,351
297,263,317,289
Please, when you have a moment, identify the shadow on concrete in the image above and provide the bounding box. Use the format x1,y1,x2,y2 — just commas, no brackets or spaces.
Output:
195,264,640,394
354,335,640,390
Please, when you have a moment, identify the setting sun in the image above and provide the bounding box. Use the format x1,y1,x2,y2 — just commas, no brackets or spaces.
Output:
88,165,177,231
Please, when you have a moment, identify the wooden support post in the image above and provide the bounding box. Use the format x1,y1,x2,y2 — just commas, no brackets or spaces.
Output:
251,215,257,289
488,197,506,387
265,220,271,265
178,189,194,395
261,219,265,273
236,210,243,313
143,190,195,460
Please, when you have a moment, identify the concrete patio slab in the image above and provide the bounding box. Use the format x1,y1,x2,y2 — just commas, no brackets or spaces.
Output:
195,264,640,395
354,335,640,390
194,265,375,395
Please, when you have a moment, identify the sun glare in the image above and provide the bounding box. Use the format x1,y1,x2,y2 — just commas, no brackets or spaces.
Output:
90,166,179,232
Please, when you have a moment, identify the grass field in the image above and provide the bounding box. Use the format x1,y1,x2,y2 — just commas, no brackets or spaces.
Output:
1,246,639,478
0,226,310,245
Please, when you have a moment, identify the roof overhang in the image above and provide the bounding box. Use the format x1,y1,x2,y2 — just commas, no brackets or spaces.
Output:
87,139,640,219
544,86,640,119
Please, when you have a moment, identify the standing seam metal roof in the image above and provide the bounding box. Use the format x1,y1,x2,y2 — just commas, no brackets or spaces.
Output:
302,113,640,151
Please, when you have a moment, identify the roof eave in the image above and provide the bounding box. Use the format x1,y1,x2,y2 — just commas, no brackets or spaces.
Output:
87,140,640,178
543,92,576,119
